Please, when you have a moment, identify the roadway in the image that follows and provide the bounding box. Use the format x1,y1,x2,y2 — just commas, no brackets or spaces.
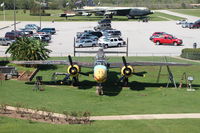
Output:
0,12,199,57
157,10,200,21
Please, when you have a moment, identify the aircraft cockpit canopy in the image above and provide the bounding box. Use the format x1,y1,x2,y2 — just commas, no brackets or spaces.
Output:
95,60,107,66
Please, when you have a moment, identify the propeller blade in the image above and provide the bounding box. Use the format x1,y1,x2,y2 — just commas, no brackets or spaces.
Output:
133,71,147,77
62,74,70,82
51,73,56,81
119,75,125,81
79,72,89,76
68,55,73,66
122,56,127,68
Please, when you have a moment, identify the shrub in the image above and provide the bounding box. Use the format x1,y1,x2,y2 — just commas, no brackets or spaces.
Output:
180,48,200,60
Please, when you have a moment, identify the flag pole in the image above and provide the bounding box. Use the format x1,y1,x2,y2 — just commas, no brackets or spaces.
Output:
3,5,5,21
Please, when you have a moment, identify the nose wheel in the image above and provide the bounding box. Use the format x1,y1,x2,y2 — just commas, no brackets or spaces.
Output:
96,84,103,96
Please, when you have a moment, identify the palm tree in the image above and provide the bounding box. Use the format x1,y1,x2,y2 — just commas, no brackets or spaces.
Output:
5,37,52,61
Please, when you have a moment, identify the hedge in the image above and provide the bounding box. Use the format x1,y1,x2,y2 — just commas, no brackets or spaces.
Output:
30,13,51,16
180,48,200,60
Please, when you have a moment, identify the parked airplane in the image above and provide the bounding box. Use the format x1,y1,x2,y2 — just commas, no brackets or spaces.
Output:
74,6,154,19
8,48,190,95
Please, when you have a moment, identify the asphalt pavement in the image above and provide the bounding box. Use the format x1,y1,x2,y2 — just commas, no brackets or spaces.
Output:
0,12,199,57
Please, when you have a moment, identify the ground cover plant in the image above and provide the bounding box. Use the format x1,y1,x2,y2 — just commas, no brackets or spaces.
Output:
0,10,184,21
0,56,200,116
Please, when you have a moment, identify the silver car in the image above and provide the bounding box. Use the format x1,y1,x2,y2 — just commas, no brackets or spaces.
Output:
0,38,15,46
75,40,97,48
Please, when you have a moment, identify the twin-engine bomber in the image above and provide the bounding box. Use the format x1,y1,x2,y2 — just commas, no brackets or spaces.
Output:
8,48,190,95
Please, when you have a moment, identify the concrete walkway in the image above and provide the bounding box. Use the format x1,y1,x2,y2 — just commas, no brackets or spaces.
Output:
157,10,200,22
172,56,200,63
5,106,200,121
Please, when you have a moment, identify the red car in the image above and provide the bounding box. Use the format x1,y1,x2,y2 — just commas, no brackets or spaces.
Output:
152,35,182,46
152,32,167,36
150,32,169,40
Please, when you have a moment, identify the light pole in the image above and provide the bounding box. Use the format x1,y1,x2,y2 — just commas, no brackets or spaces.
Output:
39,0,42,29
14,0,16,31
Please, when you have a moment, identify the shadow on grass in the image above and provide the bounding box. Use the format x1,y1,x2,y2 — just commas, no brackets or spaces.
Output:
102,71,122,96
129,81,200,91
38,65,58,70
0,61,10,66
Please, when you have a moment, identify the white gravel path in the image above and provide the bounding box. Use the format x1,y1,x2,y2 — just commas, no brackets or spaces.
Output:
5,106,200,121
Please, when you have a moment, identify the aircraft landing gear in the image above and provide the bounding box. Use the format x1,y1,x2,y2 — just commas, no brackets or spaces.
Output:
96,84,103,96
123,78,129,87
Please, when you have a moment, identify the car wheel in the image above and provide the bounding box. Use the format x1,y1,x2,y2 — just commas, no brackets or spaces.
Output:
117,43,121,47
173,42,178,46
79,45,83,48
104,44,108,49
92,44,96,47
156,41,160,45
7,43,11,46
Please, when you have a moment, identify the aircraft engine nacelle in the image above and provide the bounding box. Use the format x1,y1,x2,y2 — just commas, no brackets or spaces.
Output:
67,65,80,77
121,65,134,78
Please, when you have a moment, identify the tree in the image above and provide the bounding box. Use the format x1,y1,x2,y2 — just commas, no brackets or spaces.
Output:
5,37,52,61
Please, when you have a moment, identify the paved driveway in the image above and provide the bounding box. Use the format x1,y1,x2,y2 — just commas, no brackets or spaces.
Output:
0,19,199,57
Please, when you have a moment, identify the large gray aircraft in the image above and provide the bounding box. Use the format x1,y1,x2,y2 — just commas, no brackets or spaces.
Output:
75,6,154,19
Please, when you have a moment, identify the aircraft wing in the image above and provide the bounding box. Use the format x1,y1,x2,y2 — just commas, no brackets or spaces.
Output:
74,8,105,13
5,60,94,68
10,60,70,65
75,62,94,68
109,61,191,68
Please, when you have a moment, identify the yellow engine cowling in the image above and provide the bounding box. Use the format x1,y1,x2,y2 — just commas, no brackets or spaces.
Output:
121,65,134,78
67,65,80,77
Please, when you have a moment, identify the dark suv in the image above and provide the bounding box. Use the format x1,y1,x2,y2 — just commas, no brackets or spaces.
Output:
189,19,200,29
38,28,56,34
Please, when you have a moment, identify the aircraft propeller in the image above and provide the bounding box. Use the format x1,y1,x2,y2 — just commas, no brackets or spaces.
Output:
67,55,89,85
120,56,146,86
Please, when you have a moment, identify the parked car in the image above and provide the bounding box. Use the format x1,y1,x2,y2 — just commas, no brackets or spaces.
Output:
38,28,56,34
176,19,187,25
102,30,121,37
25,24,40,30
98,19,111,24
150,32,169,40
152,32,168,36
152,35,182,46
5,31,23,40
181,22,194,28
94,23,112,31
83,30,103,38
33,34,51,42
0,37,15,46
77,33,98,41
75,40,97,48
98,37,126,48
189,19,200,29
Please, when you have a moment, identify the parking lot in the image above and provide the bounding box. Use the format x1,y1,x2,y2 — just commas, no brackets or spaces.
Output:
0,20,200,57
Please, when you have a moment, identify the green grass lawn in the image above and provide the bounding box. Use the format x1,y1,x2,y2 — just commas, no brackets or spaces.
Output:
0,56,200,116
152,11,185,21
0,9,184,22
169,9,200,17
0,116,200,133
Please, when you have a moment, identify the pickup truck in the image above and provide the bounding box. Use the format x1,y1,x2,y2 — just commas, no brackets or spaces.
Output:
152,35,182,46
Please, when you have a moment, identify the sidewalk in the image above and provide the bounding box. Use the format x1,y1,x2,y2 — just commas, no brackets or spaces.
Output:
5,106,200,121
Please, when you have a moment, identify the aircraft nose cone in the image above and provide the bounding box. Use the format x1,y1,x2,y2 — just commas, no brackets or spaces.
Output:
94,66,107,83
